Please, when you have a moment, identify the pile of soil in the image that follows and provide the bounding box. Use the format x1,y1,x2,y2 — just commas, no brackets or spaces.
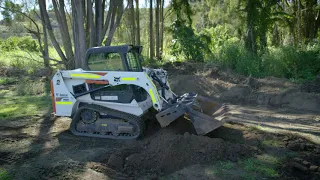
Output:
102,120,252,178
302,76,320,93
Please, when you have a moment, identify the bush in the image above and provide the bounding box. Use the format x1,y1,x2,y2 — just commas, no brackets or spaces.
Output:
262,44,320,80
0,36,39,52
208,40,320,81
169,20,211,62
215,41,262,77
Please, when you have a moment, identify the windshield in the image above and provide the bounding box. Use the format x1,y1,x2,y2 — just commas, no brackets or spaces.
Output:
87,52,124,71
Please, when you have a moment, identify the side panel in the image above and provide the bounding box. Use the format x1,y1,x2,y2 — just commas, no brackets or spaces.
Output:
61,70,163,111
52,71,76,116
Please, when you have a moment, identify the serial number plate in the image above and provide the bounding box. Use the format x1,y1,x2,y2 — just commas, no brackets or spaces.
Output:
101,96,118,100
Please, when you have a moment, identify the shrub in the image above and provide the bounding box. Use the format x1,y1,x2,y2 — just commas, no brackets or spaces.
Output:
0,36,39,52
208,40,320,81
169,20,211,62
214,41,262,77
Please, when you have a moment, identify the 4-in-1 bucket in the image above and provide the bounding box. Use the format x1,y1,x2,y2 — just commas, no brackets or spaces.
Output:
156,93,228,135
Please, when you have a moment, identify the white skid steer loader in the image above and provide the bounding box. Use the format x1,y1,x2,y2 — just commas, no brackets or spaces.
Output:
50,45,228,139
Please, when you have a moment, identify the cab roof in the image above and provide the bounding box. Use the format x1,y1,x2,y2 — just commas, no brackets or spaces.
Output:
86,44,143,55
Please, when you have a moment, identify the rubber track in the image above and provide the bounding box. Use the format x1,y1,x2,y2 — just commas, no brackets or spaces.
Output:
70,104,145,140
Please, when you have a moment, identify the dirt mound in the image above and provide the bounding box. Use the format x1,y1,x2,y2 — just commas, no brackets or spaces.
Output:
99,122,251,177
124,133,248,176
169,75,232,98
168,67,320,112
301,76,320,93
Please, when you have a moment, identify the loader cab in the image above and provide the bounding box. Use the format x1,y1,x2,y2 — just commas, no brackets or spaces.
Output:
84,45,148,104
85,45,143,72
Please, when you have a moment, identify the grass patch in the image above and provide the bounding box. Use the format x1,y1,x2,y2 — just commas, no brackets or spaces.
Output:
14,79,47,96
239,157,280,178
0,77,18,85
0,86,51,120
248,125,263,132
0,168,11,180
261,139,283,148
216,160,235,170
205,160,235,178
210,156,281,179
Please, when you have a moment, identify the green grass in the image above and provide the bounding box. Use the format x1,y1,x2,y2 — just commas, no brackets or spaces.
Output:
0,47,60,74
216,160,235,170
0,77,18,85
239,156,280,178
0,168,11,180
261,139,283,148
0,81,51,120
207,155,280,179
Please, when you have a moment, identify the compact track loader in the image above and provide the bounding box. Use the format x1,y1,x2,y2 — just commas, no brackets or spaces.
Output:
51,45,228,139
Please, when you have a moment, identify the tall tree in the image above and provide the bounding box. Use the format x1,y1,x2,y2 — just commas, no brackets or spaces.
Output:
155,0,160,59
160,0,164,57
129,0,136,45
104,0,125,46
135,0,141,45
39,6,49,68
52,0,74,67
95,0,103,46
39,0,70,68
149,0,154,60
71,0,86,68
87,0,95,47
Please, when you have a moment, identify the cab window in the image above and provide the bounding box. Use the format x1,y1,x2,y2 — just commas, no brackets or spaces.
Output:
88,52,124,71
126,51,142,72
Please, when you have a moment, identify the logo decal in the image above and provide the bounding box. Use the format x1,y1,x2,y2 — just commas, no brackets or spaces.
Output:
114,77,121,82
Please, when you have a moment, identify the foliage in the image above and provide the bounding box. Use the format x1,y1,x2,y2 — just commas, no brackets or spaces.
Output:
0,168,11,180
0,50,42,74
0,77,18,85
213,41,262,77
1,0,24,25
0,36,39,52
209,40,320,81
168,0,211,62
169,20,211,62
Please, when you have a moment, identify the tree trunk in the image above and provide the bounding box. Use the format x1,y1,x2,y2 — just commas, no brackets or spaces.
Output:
39,5,49,68
87,0,95,48
52,0,74,68
129,0,135,45
42,26,49,68
95,0,103,46
149,0,154,60
245,0,257,54
155,0,160,60
72,0,86,68
105,0,125,46
160,0,164,57
38,0,69,68
101,0,114,45
135,0,140,45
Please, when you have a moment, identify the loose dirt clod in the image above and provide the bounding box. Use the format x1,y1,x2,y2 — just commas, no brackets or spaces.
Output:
107,154,124,170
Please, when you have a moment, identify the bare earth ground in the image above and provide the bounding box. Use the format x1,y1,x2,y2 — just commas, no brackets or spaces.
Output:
0,63,319,180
